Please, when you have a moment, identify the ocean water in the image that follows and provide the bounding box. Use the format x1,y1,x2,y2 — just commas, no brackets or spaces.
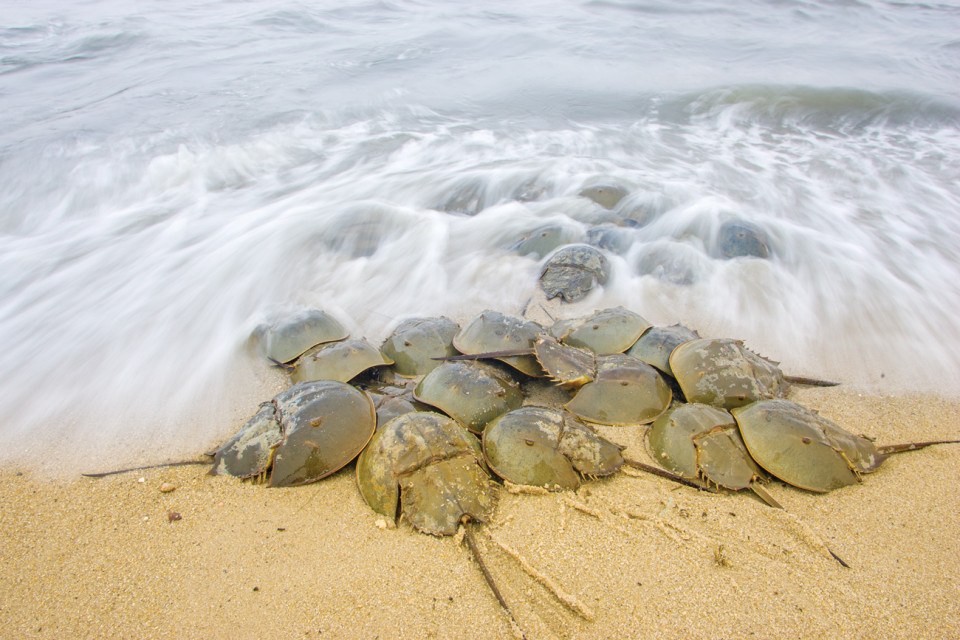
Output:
2,0,960,471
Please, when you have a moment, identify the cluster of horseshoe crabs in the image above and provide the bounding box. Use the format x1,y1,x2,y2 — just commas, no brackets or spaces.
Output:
208,304,958,630
220,306,958,524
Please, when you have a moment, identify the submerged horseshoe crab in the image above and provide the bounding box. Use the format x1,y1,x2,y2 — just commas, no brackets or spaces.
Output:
211,380,376,487
539,244,610,303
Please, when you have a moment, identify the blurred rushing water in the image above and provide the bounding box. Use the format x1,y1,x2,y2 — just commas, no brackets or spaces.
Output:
2,0,960,470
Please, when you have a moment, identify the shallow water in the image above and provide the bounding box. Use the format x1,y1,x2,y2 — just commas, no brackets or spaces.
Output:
2,0,960,470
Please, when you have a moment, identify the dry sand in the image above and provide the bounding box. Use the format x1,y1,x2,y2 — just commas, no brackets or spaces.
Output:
2,386,959,639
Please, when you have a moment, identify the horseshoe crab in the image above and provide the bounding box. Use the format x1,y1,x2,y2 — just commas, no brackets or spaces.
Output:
380,316,460,377
509,223,584,258
253,309,348,364
648,403,778,506
483,406,624,490
552,306,650,355
211,380,376,487
565,354,672,425
539,244,610,303
413,360,523,433
356,411,495,535
453,310,544,377
717,219,770,259
355,411,523,632
290,338,394,384
626,324,699,377
579,184,628,209
533,334,596,389
669,338,785,409
731,399,960,493
648,401,853,566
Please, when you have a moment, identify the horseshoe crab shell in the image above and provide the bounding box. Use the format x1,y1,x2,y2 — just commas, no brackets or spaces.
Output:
579,184,628,209
669,338,785,409
253,309,348,364
380,317,460,377
626,324,700,377
552,307,650,355
539,244,610,303
565,354,672,425
453,310,544,377
731,399,879,493
290,338,394,384
211,380,376,487
483,406,623,490
648,403,765,491
533,334,596,389
413,360,523,434
509,223,584,258
356,412,496,535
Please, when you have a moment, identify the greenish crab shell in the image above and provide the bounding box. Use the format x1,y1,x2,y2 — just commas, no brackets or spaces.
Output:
483,406,623,490
732,399,882,493
626,324,700,377
356,411,495,536
211,380,376,488
413,360,523,433
565,354,672,425
253,309,349,364
554,306,651,356
380,316,460,377
648,403,764,491
453,310,545,377
670,338,785,409
290,338,394,384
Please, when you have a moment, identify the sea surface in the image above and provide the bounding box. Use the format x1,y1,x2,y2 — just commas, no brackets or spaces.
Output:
2,0,960,470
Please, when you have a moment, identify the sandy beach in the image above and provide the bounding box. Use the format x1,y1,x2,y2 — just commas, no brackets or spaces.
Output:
2,386,958,639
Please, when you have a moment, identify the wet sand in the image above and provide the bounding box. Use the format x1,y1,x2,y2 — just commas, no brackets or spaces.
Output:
2,386,959,639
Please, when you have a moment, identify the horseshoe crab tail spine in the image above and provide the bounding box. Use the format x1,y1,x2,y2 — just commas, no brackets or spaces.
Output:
433,348,536,361
783,375,840,387
267,357,296,372
461,517,527,640
81,459,211,478
875,439,960,456
748,483,784,510
828,549,851,568
621,456,716,492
